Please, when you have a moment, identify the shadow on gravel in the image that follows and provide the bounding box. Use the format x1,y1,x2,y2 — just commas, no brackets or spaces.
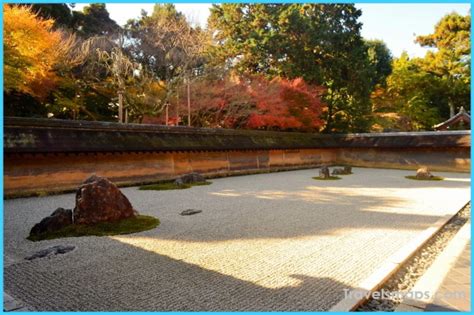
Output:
4,236,355,311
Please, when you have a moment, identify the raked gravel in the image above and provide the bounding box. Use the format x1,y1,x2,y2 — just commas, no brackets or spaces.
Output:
3,168,470,311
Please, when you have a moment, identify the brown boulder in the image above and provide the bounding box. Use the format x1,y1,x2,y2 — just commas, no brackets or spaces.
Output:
74,175,135,225
416,167,433,180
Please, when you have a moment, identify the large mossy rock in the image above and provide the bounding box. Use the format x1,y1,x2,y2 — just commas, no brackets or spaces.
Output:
74,175,136,225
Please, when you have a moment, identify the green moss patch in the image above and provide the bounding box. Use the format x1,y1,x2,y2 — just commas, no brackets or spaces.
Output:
312,176,342,180
139,181,212,191
405,176,444,181
28,215,160,242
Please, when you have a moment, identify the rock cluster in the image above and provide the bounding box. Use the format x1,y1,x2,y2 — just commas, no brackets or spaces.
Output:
319,165,353,178
174,172,206,186
29,175,136,238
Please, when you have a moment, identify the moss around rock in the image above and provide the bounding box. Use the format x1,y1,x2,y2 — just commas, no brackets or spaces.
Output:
27,215,160,242
139,181,211,191
312,176,341,180
405,175,444,181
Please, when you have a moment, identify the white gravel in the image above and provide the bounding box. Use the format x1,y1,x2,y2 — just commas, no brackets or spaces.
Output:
3,167,470,311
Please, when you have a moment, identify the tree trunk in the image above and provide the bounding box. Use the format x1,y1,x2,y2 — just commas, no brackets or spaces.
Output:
125,108,128,124
449,101,455,118
165,103,169,126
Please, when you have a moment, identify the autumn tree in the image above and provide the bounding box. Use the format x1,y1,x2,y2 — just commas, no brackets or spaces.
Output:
171,73,326,131
246,76,326,131
4,5,62,99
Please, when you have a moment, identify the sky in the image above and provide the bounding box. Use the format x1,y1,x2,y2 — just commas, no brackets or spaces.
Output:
74,3,470,58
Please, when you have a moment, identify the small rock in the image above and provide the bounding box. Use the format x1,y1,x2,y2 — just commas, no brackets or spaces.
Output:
175,172,206,185
180,209,202,216
174,178,185,187
415,167,433,179
25,245,76,260
74,175,136,225
319,166,330,179
29,208,73,237
332,166,352,175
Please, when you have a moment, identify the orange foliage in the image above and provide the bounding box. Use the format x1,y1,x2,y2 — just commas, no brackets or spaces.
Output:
246,76,326,131
4,4,62,99
169,74,326,131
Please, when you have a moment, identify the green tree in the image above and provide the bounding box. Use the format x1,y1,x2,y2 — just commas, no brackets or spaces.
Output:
416,12,470,117
208,4,374,132
25,4,75,29
72,4,121,37
371,53,445,131
365,39,392,87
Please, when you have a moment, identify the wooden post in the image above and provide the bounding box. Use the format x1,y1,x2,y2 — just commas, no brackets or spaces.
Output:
176,88,179,125
187,77,191,127
165,103,169,126
118,91,123,123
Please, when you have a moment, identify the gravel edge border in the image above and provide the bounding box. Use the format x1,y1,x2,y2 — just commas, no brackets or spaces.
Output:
329,202,470,312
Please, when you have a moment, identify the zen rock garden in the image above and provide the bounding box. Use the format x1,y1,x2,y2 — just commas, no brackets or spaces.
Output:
27,166,443,242
5,167,470,311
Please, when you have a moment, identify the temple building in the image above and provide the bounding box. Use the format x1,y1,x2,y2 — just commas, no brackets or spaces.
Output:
433,107,471,131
